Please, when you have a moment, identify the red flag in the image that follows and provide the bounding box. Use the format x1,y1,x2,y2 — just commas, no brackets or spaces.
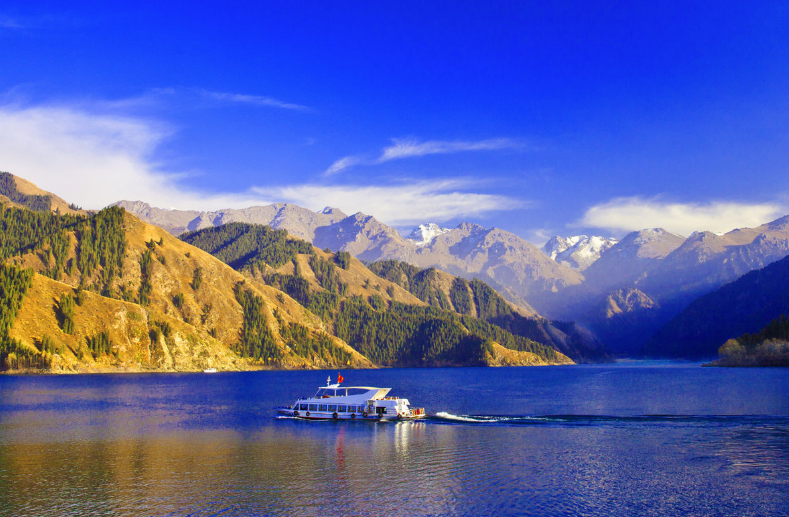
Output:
338,374,344,384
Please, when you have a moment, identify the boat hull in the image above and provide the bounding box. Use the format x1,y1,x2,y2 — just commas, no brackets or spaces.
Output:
276,408,426,421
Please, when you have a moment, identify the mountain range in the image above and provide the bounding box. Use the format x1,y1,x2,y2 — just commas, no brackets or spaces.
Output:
1,172,594,373
119,201,585,314
118,199,789,359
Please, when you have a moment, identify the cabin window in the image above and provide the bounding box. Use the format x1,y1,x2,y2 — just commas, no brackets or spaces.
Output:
299,404,308,411
338,405,347,412
319,404,328,412
308,404,317,411
328,405,337,411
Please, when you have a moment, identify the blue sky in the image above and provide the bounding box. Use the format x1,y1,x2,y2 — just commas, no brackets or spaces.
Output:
1,2,788,243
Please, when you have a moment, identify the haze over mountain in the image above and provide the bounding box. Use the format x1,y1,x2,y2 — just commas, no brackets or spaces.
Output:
551,220,789,354
643,253,789,359
119,198,789,358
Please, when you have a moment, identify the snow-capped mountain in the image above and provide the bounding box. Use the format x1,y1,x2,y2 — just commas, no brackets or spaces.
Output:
405,223,451,247
542,235,618,271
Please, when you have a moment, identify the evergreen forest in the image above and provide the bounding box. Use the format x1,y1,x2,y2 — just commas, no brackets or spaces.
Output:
180,222,313,271
184,224,565,366
0,172,52,212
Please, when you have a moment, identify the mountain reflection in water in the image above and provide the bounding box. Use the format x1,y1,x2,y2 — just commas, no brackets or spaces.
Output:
0,364,787,516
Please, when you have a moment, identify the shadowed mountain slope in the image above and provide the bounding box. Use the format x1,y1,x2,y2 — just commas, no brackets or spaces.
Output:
643,254,789,359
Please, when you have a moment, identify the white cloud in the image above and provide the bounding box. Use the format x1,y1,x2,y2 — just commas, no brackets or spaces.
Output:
260,180,523,226
0,103,269,210
0,103,522,225
325,137,523,175
579,197,787,236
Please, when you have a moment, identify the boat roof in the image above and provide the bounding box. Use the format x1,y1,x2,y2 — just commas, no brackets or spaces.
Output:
322,384,387,390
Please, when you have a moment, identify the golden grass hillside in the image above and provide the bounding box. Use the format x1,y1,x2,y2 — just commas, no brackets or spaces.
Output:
7,211,373,372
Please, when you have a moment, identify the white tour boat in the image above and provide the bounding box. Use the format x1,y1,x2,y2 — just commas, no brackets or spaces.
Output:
277,375,427,421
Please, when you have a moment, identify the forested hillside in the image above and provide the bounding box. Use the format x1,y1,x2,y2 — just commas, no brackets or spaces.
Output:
0,173,574,372
368,259,610,362
0,264,36,369
181,222,573,366
0,171,52,211
644,254,789,359
0,186,371,372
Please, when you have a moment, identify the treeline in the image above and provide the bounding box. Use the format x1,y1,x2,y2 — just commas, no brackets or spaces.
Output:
234,284,282,363
0,202,127,291
714,314,789,367
369,259,610,363
0,172,52,212
0,202,82,270
264,271,341,322
280,321,351,365
180,222,313,271
368,260,453,309
0,264,37,370
333,296,495,366
309,254,348,295
187,232,566,366
739,314,789,346
369,259,546,341
77,206,127,293
266,264,557,364
368,260,515,319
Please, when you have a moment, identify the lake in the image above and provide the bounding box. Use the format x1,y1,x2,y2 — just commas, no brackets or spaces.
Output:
1,363,787,516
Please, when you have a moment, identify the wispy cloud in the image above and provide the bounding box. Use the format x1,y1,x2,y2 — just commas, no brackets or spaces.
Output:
261,180,523,226
91,87,309,113
193,89,309,111
0,12,74,31
380,138,520,161
0,102,521,226
0,15,26,29
325,137,523,175
578,196,787,236
325,156,364,176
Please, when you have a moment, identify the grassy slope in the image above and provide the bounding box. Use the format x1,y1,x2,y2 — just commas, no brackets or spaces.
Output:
8,211,372,372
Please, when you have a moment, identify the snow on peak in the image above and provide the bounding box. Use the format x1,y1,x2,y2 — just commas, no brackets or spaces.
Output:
542,235,618,270
406,223,451,247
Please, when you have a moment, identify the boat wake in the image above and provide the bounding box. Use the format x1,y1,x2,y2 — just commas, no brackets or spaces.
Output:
433,412,550,424
430,412,789,429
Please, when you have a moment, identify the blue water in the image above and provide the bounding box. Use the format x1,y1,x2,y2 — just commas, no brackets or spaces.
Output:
0,363,787,516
